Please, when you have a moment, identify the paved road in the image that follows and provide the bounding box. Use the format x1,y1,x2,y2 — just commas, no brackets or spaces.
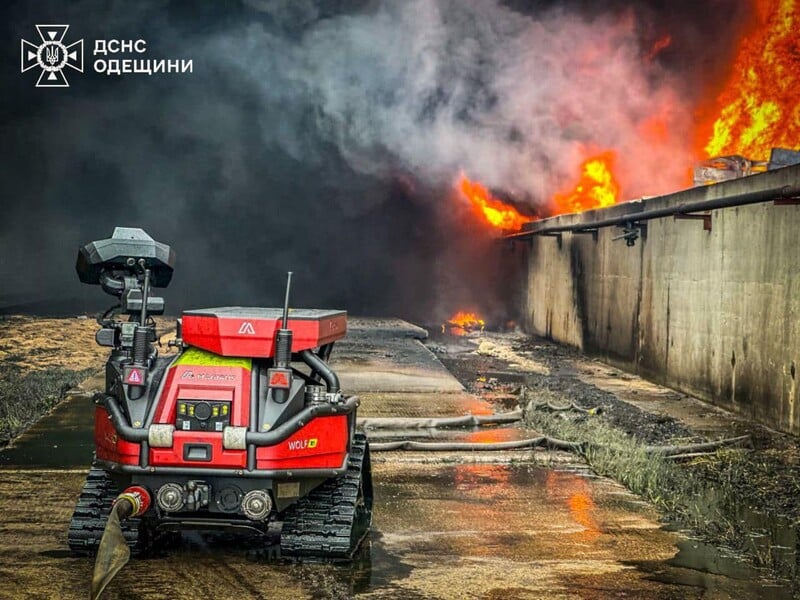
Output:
0,319,786,599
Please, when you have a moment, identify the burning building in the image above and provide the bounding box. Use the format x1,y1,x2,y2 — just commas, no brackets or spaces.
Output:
494,0,800,434
2,0,797,343
457,0,798,229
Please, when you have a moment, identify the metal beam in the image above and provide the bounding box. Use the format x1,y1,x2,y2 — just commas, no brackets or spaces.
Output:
505,183,800,241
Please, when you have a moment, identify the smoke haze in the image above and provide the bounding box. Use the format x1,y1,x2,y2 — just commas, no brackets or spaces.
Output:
0,0,750,321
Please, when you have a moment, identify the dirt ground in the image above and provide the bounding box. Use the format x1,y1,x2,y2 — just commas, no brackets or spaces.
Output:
0,315,107,372
0,316,794,598
428,328,800,591
0,316,176,446
0,315,176,373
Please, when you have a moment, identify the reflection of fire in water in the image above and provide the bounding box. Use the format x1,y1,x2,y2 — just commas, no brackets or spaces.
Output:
464,427,520,443
447,463,514,557
442,310,485,336
461,398,494,417
453,463,512,498
545,470,601,542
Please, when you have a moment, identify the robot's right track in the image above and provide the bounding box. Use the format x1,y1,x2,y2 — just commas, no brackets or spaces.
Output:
67,466,153,556
280,433,373,561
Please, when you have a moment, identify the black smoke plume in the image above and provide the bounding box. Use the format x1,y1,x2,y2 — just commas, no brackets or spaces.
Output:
0,0,751,323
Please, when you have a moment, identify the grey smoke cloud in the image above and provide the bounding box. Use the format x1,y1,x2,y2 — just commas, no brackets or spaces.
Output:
215,0,694,202
1,0,748,319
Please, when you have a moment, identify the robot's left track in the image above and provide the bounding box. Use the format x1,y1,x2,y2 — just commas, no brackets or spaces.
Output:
279,433,374,561
68,465,158,556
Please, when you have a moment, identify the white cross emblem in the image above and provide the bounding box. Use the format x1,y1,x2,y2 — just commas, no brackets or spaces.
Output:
21,25,84,88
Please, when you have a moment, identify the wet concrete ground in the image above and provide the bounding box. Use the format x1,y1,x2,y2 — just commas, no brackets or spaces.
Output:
0,319,791,599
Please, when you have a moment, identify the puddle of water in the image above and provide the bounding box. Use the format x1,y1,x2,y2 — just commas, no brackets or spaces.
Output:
1,394,795,598
629,535,795,600
373,462,793,599
669,536,764,580
734,502,797,581
681,486,799,585
0,393,94,468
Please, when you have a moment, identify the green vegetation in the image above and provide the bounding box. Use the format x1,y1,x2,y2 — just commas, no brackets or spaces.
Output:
0,364,94,446
523,387,796,584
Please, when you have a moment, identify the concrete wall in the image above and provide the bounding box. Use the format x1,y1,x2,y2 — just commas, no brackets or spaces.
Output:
524,165,800,434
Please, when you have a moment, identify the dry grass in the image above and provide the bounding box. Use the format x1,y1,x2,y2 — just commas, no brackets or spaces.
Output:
0,364,94,445
523,387,796,583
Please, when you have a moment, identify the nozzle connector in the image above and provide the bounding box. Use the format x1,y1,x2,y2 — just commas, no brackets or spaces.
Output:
115,485,151,518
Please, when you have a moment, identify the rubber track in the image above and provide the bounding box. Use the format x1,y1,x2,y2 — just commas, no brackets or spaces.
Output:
280,433,373,560
67,466,152,556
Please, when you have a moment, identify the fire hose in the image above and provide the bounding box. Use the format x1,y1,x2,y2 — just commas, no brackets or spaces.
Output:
91,487,150,600
367,433,750,454
363,408,751,456
370,436,582,452
358,409,523,430
537,400,602,415
357,410,577,452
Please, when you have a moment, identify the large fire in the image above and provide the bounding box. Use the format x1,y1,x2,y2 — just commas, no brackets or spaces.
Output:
457,174,535,231
457,151,621,228
551,151,620,215
455,0,797,229
702,0,799,159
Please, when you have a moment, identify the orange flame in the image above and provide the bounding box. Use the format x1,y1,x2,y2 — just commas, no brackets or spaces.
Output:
448,311,485,329
551,151,620,215
454,3,798,224
444,310,485,336
457,174,535,231
702,0,799,159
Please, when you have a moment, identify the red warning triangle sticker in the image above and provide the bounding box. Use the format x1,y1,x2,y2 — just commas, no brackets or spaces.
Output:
270,372,289,386
128,369,142,384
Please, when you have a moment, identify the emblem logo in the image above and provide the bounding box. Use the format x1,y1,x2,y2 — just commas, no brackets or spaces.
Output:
238,321,256,335
288,438,318,451
269,370,291,388
21,25,84,88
